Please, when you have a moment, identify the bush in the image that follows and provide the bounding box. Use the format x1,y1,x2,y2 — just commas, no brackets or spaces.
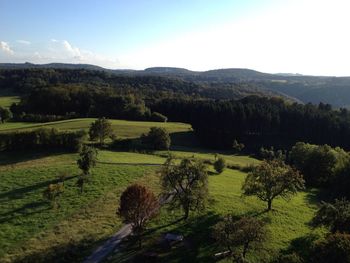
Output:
141,127,171,150
310,233,350,263
214,156,226,174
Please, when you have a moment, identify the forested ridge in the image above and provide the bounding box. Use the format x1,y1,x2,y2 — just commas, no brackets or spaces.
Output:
152,97,350,151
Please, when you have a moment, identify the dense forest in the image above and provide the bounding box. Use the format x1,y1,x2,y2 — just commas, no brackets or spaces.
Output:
3,67,350,152
152,96,350,151
0,68,279,100
3,63,350,107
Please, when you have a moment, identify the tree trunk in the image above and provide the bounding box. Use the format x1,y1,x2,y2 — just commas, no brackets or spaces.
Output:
267,199,272,211
184,205,189,220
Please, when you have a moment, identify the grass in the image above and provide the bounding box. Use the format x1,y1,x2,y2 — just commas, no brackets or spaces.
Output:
107,168,322,263
0,118,197,147
0,150,167,262
0,118,191,135
0,96,20,108
0,123,320,263
155,148,260,168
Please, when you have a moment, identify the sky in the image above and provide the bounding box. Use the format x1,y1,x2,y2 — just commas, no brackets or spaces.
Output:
1,0,350,76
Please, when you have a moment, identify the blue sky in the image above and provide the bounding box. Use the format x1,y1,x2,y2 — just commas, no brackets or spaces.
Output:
1,0,350,75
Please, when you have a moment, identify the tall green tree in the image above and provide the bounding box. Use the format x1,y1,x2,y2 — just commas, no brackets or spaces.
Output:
242,160,305,211
76,145,98,193
89,117,114,145
161,157,208,219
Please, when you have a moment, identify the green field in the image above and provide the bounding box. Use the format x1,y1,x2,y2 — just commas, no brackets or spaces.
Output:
155,148,260,167
0,118,191,134
0,96,20,108
0,149,320,263
0,118,322,263
0,150,166,262
107,168,322,263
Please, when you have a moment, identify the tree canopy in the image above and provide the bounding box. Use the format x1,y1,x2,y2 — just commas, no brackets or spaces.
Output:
242,159,305,211
161,157,208,219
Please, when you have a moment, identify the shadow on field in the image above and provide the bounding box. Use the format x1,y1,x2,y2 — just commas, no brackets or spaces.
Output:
10,237,107,263
169,131,200,148
0,175,77,200
0,150,69,166
0,201,49,223
118,212,222,263
303,188,321,206
278,233,320,260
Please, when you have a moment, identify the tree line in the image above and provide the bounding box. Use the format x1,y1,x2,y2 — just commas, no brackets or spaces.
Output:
151,96,350,151
0,128,85,152
10,85,167,122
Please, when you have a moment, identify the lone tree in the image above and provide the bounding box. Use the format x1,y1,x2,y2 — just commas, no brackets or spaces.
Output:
76,145,98,193
312,198,350,234
117,184,159,248
242,159,305,211
43,183,64,209
161,157,208,219
214,156,226,174
89,117,113,145
141,127,171,150
213,215,267,262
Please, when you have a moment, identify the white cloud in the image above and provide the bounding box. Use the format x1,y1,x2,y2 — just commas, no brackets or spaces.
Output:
17,40,31,45
121,0,350,76
0,41,14,55
62,40,82,59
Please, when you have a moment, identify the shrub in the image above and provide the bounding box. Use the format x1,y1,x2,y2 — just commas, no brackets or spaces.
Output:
214,156,226,174
141,127,171,150
310,233,350,263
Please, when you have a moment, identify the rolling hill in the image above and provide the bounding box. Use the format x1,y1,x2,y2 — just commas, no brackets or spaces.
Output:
2,63,350,107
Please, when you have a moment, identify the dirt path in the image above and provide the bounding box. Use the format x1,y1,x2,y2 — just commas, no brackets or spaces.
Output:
83,193,172,263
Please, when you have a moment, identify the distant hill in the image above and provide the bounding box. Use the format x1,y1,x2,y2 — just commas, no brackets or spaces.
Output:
1,63,350,107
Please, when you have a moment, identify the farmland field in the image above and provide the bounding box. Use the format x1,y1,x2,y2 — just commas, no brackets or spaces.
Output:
0,118,323,263
107,168,322,263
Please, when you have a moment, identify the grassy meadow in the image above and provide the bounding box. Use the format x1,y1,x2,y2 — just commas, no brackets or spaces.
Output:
0,150,166,262
0,118,323,263
107,168,322,263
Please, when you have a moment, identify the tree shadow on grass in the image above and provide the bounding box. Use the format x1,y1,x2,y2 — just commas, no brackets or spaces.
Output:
0,201,49,223
117,212,222,263
155,212,222,263
303,188,322,206
0,150,70,166
0,175,77,200
10,236,106,263
169,131,200,148
277,233,320,260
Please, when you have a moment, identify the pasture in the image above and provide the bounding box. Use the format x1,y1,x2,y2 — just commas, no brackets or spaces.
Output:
107,168,321,263
0,118,322,263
